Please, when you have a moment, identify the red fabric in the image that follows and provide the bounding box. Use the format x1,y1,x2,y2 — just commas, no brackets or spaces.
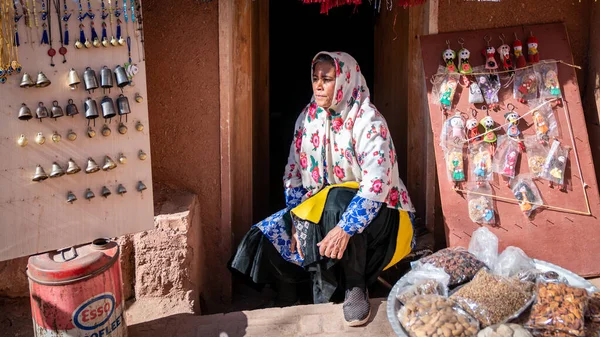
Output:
302,0,425,13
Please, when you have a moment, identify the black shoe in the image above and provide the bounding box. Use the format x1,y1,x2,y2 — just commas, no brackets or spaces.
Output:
343,287,371,327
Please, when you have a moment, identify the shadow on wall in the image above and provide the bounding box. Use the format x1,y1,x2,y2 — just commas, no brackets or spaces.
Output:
128,312,248,337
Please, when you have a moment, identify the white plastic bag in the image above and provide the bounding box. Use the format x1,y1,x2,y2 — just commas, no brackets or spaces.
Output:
396,263,451,304
492,246,535,278
468,227,499,268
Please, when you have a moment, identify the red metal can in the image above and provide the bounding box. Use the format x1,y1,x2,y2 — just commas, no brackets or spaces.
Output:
27,238,127,337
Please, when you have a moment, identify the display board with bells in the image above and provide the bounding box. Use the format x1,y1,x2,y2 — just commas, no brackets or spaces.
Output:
0,0,153,261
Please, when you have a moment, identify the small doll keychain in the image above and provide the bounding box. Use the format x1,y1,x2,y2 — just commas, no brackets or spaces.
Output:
513,181,536,216
532,109,550,144
443,40,457,73
527,32,539,64
446,148,466,189
497,34,514,72
441,110,466,149
504,104,525,151
512,33,527,69
502,146,519,182
543,69,560,97
542,140,570,191
480,109,497,154
466,109,481,143
457,38,473,75
439,77,458,113
482,35,498,70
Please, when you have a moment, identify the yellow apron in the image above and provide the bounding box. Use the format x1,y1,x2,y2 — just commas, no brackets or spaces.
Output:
291,182,413,270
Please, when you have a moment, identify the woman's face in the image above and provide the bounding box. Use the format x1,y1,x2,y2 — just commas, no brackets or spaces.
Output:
312,61,336,109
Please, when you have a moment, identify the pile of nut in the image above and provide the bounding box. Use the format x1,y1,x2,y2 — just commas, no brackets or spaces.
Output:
451,269,533,327
419,248,486,286
477,323,532,337
397,280,443,304
525,282,588,337
587,292,600,323
398,295,479,337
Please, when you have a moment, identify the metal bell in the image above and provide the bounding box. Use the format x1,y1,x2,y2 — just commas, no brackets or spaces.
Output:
114,65,130,88
18,103,32,120
136,181,147,192
66,191,77,204
35,132,45,145
135,93,143,103
117,94,131,122
67,158,81,174
20,73,34,87
51,101,64,119
50,162,65,178
83,67,99,93
85,157,100,174
68,68,81,90
135,121,144,131
84,97,99,125
66,99,79,117
138,150,147,160
51,131,61,143
36,102,49,120
93,38,101,48
100,66,114,94
101,124,112,137
102,155,117,171
87,127,97,138
32,165,49,182
101,96,117,120
67,130,77,141
118,153,127,164
117,184,127,195
118,123,128,134
85,188,95,200
101,186,111,198
35,71,51,87
17,134,28,147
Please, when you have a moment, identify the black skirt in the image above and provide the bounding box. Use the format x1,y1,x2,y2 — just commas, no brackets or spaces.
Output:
229,187,400,303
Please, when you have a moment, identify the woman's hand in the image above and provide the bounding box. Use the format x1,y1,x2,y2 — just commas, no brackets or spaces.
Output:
290,225,304,259
317,227,350,260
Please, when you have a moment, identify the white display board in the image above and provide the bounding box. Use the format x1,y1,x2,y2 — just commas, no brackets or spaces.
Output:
0,0,153,261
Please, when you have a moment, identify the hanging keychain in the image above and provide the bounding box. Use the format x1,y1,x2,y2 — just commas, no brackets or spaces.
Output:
479,107,497,155
470,142,493,185
440,110,466,150
85,0,100,47
511,176,542,218
101,0,108,46
457,37,473,75
497,34,513,73
466,109,481,143
46,0,56,66
442,40,457,73
512,33,527,69
527,31,539,64
53,0,66,63
62,0,69,45
504,103,525,151
542,140,570,191
482,35,498,71
75,0,86,48
40,0,49,45
13,0,22,47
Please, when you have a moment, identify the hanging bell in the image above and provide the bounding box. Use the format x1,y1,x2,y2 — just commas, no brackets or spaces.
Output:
84,97,99,125
101,124,112,137
135,121,144,132
66,99,79,117
117,184,127,195
118,36,126,46
93,37,102,48
32,165,49,182
101,186,111,198
114,65,130,89
102,155,117,171
102,37,109,47
20,73,34,88
17,134,28,147
68,68,81,90
87,127,97,138
110,36,118,46
118,153,127,164
83,67,99,93
36,102,49,120
136,181,147,192
138,150,147,160
18,103,33,121
100,66,114,94
85,188,95,200
67,129,77,141
51,131,61,143
35,132,46,145
35,71,51,87
66,191,77,204
67,158,81,174
51,101,64,119
101,96,117,120
135,93,143,103
118,123,128,134
117,94,131,122
85,157,100,174
50,162,66,178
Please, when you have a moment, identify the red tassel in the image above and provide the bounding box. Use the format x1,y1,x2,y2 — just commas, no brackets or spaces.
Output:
398,0,426,8
302,0,362,14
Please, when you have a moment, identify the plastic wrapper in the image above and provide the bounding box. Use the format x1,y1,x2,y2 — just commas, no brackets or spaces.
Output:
396,263,451,304
441,112,467,150
468,227,498,267
525,281,589,337
535,60,562,99
433,66,461,111
444,145,466,184
514,68,540,103
587,292,600,323
492,246,535,278
524,136,549,178
451,269,535,328
469,141,494,183
510,175,543,217
418,247,486,287
475,70,502,106
466,183,496,225
397,295,480,337
530,100,559,145
542,140,571,188
477,323,533,337
492,136,521,179
469,82,485,104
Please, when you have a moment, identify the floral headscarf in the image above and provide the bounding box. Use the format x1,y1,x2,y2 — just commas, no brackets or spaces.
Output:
283,51,415,212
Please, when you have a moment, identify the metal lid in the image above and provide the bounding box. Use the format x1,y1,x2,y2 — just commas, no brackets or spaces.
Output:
27,238,119,285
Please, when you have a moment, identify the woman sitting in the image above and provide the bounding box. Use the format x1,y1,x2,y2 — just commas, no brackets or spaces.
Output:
229,51,415,326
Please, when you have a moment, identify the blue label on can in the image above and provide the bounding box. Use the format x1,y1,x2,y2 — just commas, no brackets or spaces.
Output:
73,293,116,330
